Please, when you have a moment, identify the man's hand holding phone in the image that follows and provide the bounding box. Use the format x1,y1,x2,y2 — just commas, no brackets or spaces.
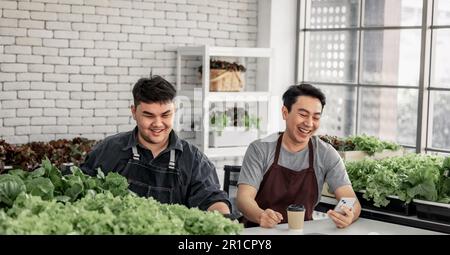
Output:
327,197,356,228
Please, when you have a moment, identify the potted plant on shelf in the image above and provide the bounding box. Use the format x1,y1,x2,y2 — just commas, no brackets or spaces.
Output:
209,107,260,148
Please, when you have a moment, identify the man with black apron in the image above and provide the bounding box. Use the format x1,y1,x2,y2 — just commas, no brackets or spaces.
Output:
81,76,231,214
237,84,361,228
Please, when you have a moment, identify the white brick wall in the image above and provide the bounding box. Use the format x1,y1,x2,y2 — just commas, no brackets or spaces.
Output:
0,0,258,146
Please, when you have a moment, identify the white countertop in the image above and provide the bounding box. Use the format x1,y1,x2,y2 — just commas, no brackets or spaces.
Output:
241,217,442,235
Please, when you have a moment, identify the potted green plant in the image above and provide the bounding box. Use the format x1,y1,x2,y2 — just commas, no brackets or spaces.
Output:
209,108,260,148
210,111,229,133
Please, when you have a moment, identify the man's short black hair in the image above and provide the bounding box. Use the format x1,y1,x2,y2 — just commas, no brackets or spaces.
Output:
132,76,176,106
282,84,326,112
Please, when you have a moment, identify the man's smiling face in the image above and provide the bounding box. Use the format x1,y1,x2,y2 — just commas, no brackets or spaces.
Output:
132,101,175,146
282,95,322,146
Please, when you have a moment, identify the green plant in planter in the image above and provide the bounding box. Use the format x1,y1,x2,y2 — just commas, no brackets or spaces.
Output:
243,113,260,130
437,157,450,203
210,112,229,133
210,110,261,136
319,134,401,155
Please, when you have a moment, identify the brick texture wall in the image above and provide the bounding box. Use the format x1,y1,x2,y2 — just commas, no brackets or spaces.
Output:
0,0,258,146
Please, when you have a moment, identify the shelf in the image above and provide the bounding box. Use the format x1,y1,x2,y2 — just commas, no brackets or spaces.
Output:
204,146,248,158
207,92,270,102
176,45,273,159
177,46,273,58
177,91,271,102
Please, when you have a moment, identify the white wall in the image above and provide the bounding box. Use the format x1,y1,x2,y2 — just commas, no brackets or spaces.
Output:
0,0,259,144
258,0,298,133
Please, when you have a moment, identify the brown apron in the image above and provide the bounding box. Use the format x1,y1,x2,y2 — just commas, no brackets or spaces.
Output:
244,132,318,227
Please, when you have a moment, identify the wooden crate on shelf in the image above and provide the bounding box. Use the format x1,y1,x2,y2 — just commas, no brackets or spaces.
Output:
209,69,245,92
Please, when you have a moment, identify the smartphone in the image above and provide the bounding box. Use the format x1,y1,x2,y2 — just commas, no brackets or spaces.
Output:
334,197,356,214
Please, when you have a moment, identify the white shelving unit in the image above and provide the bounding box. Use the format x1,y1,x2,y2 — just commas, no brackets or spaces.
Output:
176,45,274,158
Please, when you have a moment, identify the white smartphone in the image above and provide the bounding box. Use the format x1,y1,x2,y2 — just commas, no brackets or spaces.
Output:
334,197,356,214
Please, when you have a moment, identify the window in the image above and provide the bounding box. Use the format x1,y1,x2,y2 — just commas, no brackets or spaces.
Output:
297,0,450,153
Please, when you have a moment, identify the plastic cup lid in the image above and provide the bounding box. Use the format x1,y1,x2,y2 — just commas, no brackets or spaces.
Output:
287,204,305,211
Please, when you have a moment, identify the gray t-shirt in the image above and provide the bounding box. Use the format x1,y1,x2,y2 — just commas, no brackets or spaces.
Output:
238,133,351,205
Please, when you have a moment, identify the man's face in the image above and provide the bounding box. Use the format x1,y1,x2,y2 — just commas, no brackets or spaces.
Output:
131,101,175,146
282,95,322,145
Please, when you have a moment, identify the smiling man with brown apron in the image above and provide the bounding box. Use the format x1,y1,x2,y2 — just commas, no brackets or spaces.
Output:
251,133,318,224
81,76,231,214
237,84,360,228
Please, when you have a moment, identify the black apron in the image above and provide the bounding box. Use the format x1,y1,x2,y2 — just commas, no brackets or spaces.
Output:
120,145,184,204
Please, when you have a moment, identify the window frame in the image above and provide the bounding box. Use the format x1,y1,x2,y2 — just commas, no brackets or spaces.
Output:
296,0,450,154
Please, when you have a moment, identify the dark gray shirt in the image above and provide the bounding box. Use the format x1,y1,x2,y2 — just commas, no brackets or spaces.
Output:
81,127,230,211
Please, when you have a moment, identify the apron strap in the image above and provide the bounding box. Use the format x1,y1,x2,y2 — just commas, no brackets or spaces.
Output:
168,149,176,170
273,132,283,165
132,145,176,171
308,139,314,167
131,145,140,161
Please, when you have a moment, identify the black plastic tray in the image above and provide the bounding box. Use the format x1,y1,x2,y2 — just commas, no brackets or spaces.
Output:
356,191,416,216
414,199,450,224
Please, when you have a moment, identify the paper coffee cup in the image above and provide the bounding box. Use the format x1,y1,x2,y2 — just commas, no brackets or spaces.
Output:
287,204,305,230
